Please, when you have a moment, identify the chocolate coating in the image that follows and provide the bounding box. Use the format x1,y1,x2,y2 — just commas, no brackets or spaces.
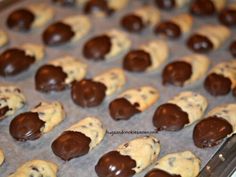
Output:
95,151,136,177
121,14,145,33
187,34,214,53
123,50,152,72
233,87,236,97
52,0,75,6
153,103,189,131
6,8,35,31
9,112,45,141
0,48,35,76
229,40,236,57
145,169,181,177
190,0,216,16
193,116,233,148
51,131,91,161
35,65,68,92
155,0,176,10
204,73,232,96
109,98,140,121
84,0,113,15
42,22,75,46
219,9,236,26
0,106,10,120
154,21,181,39
71,79,107,107
162,61,192,86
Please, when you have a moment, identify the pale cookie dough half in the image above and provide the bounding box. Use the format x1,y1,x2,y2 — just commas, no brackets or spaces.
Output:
170,13,193,34
145,151,201,177
51,117,106,160
20,43,45,61
0,30,8,47
8,160,58,177
0,85,25,120
0,148,4,166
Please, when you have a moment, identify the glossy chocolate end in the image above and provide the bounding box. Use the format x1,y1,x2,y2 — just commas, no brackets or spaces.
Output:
190,0,215,16
204,73,232,96
145,169,181,177
123,50,151,72
162,61,192,86
155,0,176,10
9,112,45,141
51,131,91,161
84,0,113,15
219,9,236,26
35,65,68,92
193,116,233,148
154,21,181,39
187,34,214,53
229,41,236,57
0,48,35,76
0,106,10,120
95,151,136,177
233,87,236,97
43,22,75,46
71,79,107,107
121,14,145,33
153,103,189,131
83,35,112,61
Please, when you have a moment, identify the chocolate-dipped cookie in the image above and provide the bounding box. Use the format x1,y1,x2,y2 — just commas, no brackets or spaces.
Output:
187,24,230,53
35,56,87,92
193,104,236,148
155,0,190,10
0,43,44,77
0,30,8,48
162,54,210,87
83,29,130,61
6,4,54,32
121,6,160,33
52,117,106,161
95,136,160,177
145,151,200,177
43,15,91,46
123,40,169,72
71,68,125,107
204,60,236,96
219,3,236,26
154,13,193,39
233,87,236,97
9,101,65,141
153,91,207,131
190,0,225,16
109,86,159,120
0,85,25,120
229,40,236,57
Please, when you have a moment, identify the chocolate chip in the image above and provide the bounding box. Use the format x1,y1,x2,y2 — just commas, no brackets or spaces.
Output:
229,40,236,57
9,112,45,141
204,73,232,96
83,35,112,61
52,0,75,6
154,21,181,39
145,169,181,177
35,65,68,92
190,0,216,16
0,48,35,76
219,8,236,26
193,116,233,148
162,61,192,86
0,106,10,120
71,79,107,107
153,103,189,131
155,0,176,10
42,22,75,46
6,8,35,31
95,151,136,177
187,34,214,53
121,14,145,33
51,131,91,161
123,50,152,72
109,98,140,121
84,0,113,15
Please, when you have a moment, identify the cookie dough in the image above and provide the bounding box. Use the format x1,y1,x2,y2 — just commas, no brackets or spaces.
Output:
83,29,131,61
95,136,160,177
193,104,236,148
43,15,91,46
145,151,201,177
219,3,236,26
0,85,25,120
187,24,230,53
8,160,58,177
9,101,65,141
6,3,54,31
155,0,191,10
109,86,159,120
52,116,106,160
162,54,210,87
0,148,4,166
35,56,87,92
153,91,208,131
204,60,236,96
123,40,169,72
0,30,8,48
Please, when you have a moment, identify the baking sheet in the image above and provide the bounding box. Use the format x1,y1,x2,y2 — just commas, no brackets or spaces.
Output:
0,0,235,176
